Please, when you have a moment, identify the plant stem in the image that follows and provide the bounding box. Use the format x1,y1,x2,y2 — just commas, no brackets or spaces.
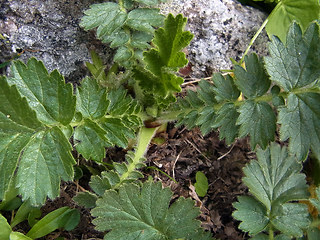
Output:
269,227,274,240
115,126,158,188
240,18,269,65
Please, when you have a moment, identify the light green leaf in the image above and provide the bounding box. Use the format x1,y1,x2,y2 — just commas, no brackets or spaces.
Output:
0,213,11,239
233,143,310,237
10,232,32,240
234,53,270,98
133,14,193,109
80,2,127,39
131,31,153,49
266,0,320,43
0,78,74,206
16,127,75,205
76,77,109,119
26,207,80,239
310,186,320,211
127,8,164,33
237,101,276,149
265,22,320,92
92,181,208,240
114,46,133,63
194,171,209,197
8,58,76,125
74,119,109,162
102,29,130,47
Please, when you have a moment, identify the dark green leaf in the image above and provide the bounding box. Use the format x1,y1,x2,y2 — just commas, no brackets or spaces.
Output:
212,73,240,101
234,53,270,98
233,196,269,235
213,103,239,145
237,101,276,149
92,181,208,240
73,191,98,209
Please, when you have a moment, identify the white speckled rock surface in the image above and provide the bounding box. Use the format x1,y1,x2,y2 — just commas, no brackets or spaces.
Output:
160,0,268,77
0,0,268,80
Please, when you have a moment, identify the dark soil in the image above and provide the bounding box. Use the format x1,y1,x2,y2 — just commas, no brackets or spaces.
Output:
10,123,254,239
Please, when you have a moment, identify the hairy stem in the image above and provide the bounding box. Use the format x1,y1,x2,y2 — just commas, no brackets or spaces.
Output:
115,126,158,188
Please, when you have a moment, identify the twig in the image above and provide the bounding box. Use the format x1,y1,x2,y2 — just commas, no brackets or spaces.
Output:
172,151,181,181
185,139,210,161
217,144,235,160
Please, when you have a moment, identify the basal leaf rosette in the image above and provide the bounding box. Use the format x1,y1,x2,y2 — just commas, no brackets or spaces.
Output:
265,21,320,161
233,143,310,238
91,180,212,240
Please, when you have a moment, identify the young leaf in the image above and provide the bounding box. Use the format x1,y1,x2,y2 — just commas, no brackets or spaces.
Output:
92,181,211,240
233,143,310,237
133,14,193,109
194,171,209,197
266,0,320,43
8,58,76,125
265,22,320,160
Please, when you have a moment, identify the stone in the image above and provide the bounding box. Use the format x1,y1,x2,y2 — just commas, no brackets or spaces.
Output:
0,0,268,81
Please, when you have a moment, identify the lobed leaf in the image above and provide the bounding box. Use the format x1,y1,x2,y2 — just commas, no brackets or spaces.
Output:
133,14,193,109
234,53,270,98
237,100,276,149
80,2,127,39
92,181,211,240
8,58,76,125
233,143,310,238
265,22,320,160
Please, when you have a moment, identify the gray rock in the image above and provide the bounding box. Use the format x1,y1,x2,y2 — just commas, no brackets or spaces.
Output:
0,0,268,81
160,0,268,78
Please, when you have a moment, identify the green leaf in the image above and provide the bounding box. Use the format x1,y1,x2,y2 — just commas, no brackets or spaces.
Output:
26,207,80,239
0,213,11,239
194,171,209,197
265,21,320,160
80,2,127,39
265,22,320,92
75,84,141,162
212,73,240,101
10,232,32,240
234,53,270,98
233,143,310,237
127,9,164,33
233,196,269,235
133,13,193,109
0,76,75,206
73,191,98,209
266,0,320,43
134,0,167,7
16,127,75,205
92,181,209,240
310,186,320,211
237,100,276,149
8,58,76,125
76,77,109,119
11,200,39,228
212,103,239,145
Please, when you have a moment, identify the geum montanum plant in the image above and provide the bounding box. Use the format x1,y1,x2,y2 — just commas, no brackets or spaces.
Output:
1,0,320,238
